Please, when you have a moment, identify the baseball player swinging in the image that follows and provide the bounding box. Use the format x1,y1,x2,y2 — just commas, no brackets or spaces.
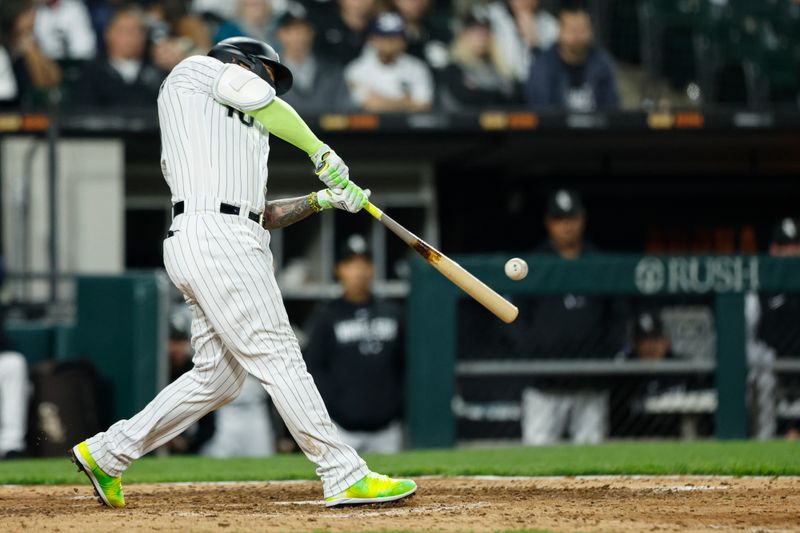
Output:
69,37,416,509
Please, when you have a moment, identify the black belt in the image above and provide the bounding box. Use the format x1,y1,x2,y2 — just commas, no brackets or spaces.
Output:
172,201,261,223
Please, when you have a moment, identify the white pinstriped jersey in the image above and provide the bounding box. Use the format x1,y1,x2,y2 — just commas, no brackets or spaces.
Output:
157,55,272,214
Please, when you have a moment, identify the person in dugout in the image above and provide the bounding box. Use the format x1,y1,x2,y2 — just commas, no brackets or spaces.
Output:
303,235,405,453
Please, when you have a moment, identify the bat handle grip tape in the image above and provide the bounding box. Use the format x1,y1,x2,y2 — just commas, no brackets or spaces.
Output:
364,202,383,220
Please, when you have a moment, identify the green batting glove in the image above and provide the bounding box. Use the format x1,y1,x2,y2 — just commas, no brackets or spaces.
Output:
311,144,350,191
317,184,371,213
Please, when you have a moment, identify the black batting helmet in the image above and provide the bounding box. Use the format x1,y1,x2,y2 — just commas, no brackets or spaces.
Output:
208,37,293,96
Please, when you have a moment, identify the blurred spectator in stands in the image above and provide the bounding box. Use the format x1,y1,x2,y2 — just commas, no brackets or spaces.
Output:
312,0,376,65
0,0,62,109
747,217,800,439
525,5,618,112
192,0,238,21
392,0,450,68
84,0,126,57
304,235,405,453
34,0,96,60
74,7,166,108
519,189,626,445
487,0,558,84
345,12,433,112
0,257,29,460
440,12,515,110
214,0,276,44
276,7,354,113
164,309,216,455
193,0,288,23
148,0,212,72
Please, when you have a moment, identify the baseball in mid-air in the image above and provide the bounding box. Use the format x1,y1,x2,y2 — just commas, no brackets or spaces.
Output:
504,258,528,281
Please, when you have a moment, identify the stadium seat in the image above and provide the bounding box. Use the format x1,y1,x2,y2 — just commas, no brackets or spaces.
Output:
691,2,792,107
638,0,713,90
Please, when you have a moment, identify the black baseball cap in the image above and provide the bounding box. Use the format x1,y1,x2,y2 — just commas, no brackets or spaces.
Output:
772,217,800,245
370,12,406,37
546,189,585,217
276,3,311,28
336,234,372,263
633,311,665,340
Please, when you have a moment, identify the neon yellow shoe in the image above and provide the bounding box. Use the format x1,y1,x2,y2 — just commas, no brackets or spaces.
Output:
69,441,125,509
325,472,416,507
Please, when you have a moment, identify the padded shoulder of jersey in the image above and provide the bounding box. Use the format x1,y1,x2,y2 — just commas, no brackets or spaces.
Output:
211,63,276,112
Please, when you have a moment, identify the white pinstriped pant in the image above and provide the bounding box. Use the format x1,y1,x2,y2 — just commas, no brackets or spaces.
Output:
86,202,369,497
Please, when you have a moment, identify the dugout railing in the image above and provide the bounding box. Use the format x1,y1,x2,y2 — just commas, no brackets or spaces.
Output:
406,254,800,448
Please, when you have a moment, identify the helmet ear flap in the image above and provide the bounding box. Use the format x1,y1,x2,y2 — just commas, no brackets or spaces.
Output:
208,44,276,90
250,60,276,90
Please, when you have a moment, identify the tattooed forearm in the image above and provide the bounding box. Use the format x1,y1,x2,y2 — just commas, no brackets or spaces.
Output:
262,195,316,230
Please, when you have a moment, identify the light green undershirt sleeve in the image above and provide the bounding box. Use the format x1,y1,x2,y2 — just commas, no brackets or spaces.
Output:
246,97,324,156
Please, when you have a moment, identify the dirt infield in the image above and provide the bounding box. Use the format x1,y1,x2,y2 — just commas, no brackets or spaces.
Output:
1,476,798,532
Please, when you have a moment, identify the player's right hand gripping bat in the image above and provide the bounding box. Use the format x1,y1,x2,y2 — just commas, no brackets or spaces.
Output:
363,202,519,324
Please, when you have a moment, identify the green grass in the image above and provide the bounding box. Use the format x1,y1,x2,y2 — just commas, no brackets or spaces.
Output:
1,440,798,485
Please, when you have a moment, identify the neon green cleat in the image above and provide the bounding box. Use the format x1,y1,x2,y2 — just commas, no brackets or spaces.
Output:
69,441,125,509
325,472,416,507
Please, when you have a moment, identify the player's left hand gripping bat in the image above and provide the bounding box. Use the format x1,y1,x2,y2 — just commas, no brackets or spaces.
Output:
363,202,519,324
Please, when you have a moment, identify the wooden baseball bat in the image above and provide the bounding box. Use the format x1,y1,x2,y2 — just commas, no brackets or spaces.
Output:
364,202,519,324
